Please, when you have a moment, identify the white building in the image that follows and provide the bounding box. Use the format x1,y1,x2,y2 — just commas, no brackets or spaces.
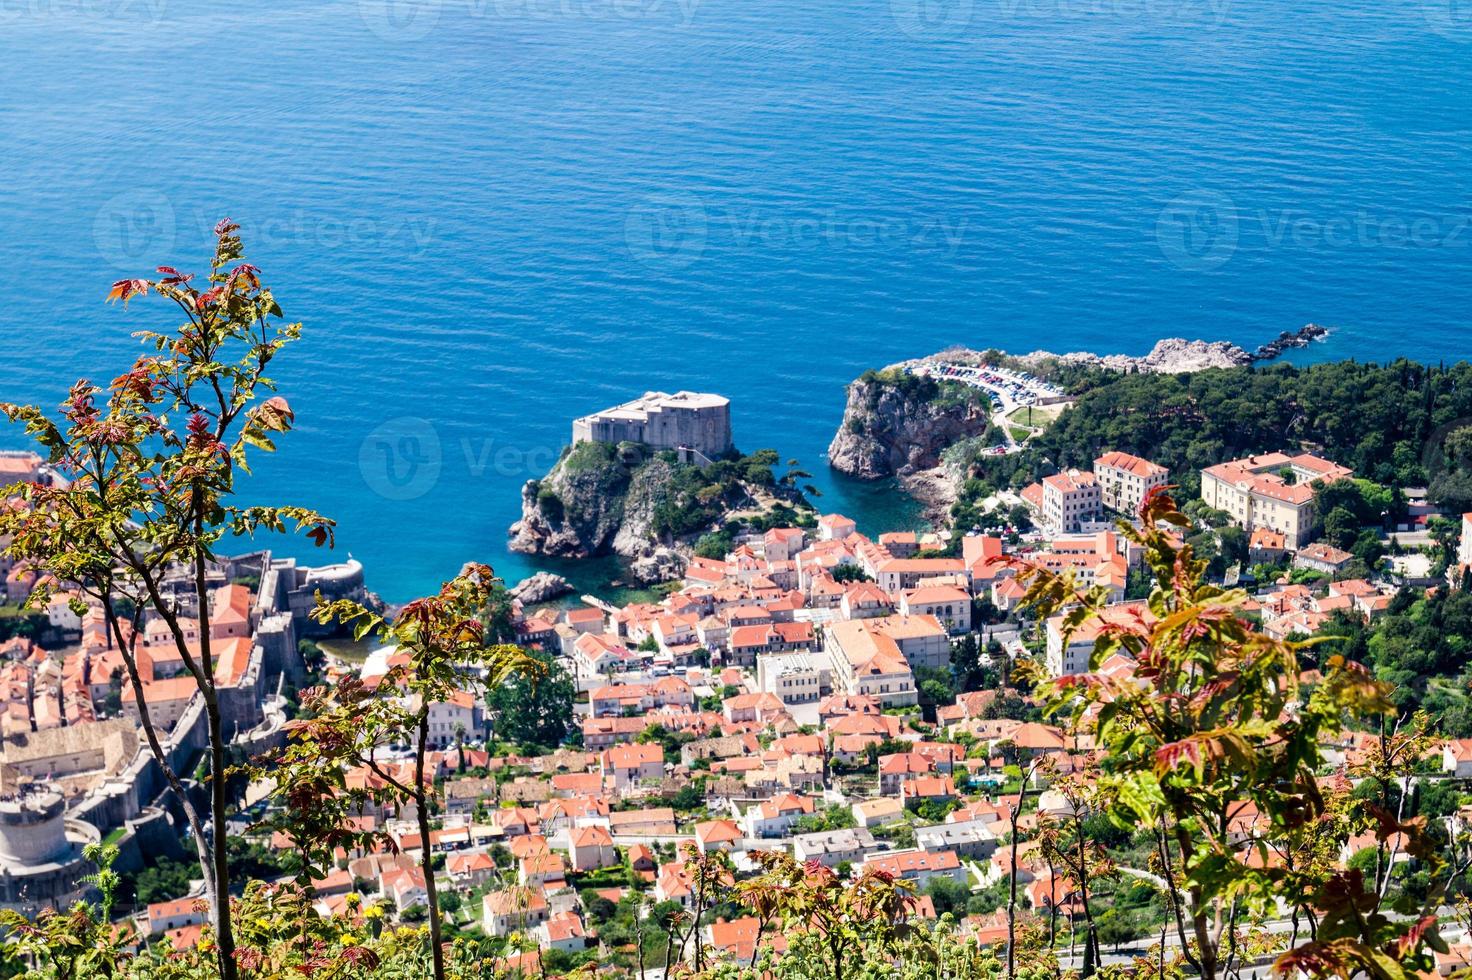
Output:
1044,600,1151,677
571,391,732,460
899,585,972,635
792,827,878,868
756,651,829,704
1093,451,1169,517
915,819,999,860
1041,470,1101,536
744,793,816,838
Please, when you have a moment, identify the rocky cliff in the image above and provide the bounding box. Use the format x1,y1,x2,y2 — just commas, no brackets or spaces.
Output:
508,443,675,559
827,369,994,480
508,441,811,570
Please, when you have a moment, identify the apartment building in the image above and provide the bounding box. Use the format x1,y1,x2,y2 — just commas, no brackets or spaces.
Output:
1093,451,1169,517
1040,470,1101,535
1199,452,1352,549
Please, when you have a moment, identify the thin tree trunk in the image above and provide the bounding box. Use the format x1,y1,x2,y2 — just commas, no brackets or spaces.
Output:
102,600,217,907
415,710,447,980
1074,812,1101,976
194,538,238,980
204,696,236,979
1175,824,1216,980
1006,762,1038,980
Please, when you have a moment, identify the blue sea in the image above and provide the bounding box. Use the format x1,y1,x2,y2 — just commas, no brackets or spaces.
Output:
1,0,1469,602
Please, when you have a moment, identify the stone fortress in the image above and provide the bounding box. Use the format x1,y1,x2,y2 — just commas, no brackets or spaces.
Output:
0,790,98,910
571,391,732,463
0,543,374,915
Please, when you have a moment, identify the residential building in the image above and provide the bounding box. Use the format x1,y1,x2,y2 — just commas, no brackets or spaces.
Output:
756,651,829,704
872,558,967,594
1040,470,1101,535
1443,739,1472,778
567,825,617,872
915,819,999,860
818,514,857,541
899,585,972,634
600,742,664,790
743,793,816,838
791,827,878,868
1093,451,1169,517
862,849,967,889
1294,542,1355,575
483,888,550,937
1200,452,1352,549
1044,600,1152,677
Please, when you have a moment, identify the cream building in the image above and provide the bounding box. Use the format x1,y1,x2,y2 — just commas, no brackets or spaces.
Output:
825,621,918,708
1040,470,1101,535
1093,451,1169,517
1200,452,1351,549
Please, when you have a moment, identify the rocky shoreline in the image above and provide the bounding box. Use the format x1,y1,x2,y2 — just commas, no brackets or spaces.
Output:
827,324,1334,524
1015,323,1329,374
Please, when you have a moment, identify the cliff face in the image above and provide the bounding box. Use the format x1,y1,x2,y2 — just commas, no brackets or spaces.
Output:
508,445,677,559
827,372,992,480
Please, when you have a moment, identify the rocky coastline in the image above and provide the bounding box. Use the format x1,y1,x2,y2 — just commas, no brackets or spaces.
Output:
827,324,1333,521
1015,323,1328,375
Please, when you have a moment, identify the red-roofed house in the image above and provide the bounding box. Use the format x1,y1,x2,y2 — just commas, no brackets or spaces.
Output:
568,825,617,871
601,742,664,789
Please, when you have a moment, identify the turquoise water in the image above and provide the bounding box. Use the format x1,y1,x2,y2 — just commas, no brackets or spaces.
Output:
1,0,1469,601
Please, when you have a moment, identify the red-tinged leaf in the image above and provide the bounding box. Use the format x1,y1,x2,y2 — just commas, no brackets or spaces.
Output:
1154,738,1202,776
1394,914,1438,958
155,265,194,286
107,278,150,304
254,395,294,431
307,525,330,547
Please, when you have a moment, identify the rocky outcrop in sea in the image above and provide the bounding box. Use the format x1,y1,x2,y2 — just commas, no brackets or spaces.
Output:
1018,324,1328,375
509,571,574,604
507,448,674,559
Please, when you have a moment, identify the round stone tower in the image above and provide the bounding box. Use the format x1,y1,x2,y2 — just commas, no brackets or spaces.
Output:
0,791,69,867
